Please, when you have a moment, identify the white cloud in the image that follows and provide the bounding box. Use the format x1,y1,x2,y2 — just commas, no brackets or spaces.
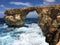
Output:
0,12,4,13
0,4,4,7
45,0,55,2
43,2,50,5
41,0,55,6
10,2,32,7
0,4,11,10
0,4,5,8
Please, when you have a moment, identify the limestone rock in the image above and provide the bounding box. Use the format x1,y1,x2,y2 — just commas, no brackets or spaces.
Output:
4,4,60,45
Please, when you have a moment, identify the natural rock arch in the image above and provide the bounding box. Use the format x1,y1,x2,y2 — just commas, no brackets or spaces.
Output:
4,7,49,27
4,4,60,45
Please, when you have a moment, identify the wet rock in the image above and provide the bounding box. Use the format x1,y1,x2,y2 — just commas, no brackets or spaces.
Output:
4,4,60,45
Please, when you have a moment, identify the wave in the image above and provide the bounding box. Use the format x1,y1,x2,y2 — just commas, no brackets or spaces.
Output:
0,23,49,45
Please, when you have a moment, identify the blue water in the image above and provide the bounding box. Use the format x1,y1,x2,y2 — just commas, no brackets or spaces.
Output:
24,18,38,24
0,18,5,24
0,18,49,45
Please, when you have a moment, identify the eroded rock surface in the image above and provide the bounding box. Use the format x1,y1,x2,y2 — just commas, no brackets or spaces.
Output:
4,4,60,45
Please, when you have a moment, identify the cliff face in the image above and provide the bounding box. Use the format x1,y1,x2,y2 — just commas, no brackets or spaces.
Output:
4,4,60,45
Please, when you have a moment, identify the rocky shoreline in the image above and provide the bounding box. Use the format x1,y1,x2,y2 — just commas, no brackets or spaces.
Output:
4,4,60,45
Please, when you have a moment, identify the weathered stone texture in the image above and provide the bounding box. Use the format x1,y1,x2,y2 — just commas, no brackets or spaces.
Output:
4,4,60,45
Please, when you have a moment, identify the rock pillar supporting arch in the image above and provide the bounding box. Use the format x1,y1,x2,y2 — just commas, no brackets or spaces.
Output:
4,4,60,45
4,6,60,33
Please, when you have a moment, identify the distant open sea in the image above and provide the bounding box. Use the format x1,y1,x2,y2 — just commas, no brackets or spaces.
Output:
0,18,38,24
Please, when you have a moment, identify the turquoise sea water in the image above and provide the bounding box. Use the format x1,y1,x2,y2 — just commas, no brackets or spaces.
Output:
0,18,49,45
0,23,49,45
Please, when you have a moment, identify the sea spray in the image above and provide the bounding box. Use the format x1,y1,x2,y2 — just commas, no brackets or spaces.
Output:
0,23,49,45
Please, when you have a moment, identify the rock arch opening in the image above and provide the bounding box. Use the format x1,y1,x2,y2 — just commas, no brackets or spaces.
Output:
24,11,39,25
26,11,38,18
4,5,60,45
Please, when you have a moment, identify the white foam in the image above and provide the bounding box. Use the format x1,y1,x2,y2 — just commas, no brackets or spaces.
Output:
12,23,49,45
0,23,49,45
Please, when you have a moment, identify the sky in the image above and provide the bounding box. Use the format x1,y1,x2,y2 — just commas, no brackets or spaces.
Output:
0,0,60,18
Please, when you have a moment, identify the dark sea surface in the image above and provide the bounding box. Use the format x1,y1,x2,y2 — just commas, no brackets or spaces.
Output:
0,18,38,24
25,18,38,24
0,18,49,45
0,18,5,24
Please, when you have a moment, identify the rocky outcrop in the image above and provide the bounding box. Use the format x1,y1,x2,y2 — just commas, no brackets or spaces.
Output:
4,4,60,45
4,7,36,27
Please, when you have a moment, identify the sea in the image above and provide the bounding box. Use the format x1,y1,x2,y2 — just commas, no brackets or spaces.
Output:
0,18,49,45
